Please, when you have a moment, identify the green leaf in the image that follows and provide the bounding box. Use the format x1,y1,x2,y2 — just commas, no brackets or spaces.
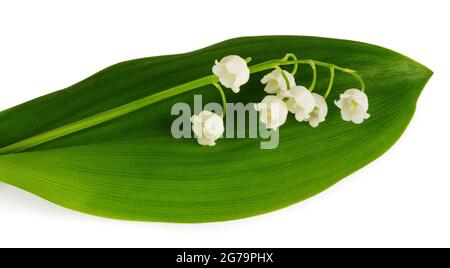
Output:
0,36,432,222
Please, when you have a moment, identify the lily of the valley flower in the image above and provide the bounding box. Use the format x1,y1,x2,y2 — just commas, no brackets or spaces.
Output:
212,55,250,93
308,93,328,128
254,96,288,130
261,69,296,97
335,88,370,124
190,111,224,146
286,86,316,122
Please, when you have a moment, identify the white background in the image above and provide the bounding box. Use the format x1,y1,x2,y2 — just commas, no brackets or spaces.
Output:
0,0,448,248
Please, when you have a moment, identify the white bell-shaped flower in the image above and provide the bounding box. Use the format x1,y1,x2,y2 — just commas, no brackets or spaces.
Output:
286,86,316,122
308,93,328,128
190,111,224,146
261,69,296,97
335,88,370,124
254,96,288,130
212,55,250,93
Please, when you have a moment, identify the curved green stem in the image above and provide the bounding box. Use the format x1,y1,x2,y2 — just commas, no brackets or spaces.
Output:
213,82,227,117
307,60,317,92
284,60,365,91
0,76,217,155
274,65,292,90
324,66,335,99
282,53,298,75
347,70,366,92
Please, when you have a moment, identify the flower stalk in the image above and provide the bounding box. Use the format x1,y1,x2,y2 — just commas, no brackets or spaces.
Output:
0,53,367,153
212,82,227,117
274,65,292,90
324,66,335,99
282,53,299,75
306,60,317,92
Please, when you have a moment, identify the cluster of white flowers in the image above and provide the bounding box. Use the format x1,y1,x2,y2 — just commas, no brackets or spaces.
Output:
190,55,370,146
255,60,370,130
255,71,328,130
